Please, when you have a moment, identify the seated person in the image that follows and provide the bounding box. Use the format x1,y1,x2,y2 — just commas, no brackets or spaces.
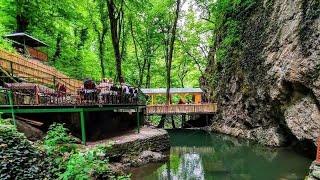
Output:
97,78,110,102
56,83,67,97
83,79,97,101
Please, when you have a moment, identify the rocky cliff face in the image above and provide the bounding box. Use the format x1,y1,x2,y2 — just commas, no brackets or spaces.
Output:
204,0,320,148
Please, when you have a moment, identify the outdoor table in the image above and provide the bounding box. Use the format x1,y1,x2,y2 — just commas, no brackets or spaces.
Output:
4,82,55,105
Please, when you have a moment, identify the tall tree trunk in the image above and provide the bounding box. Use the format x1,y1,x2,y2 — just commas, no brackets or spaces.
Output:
130,20,147,87
146,59,151,88
16,14,28,32
165,0,181,105
98,38,106,78
52,34,62,62
107,0,124,82
92,0,108,79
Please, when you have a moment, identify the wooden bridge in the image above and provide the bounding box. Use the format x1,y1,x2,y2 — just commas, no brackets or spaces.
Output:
141,88,217,115
146,103,217,115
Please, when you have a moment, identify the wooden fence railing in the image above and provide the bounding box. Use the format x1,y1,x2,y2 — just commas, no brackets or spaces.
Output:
0,49,82,93
146,103,217,114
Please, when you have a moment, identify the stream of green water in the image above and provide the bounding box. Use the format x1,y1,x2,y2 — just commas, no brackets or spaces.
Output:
131,129,312,180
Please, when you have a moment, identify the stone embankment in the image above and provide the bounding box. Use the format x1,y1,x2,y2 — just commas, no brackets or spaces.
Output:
87,127,170,173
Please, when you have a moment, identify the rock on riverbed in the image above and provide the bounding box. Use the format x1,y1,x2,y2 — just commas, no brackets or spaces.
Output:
307,161,320,180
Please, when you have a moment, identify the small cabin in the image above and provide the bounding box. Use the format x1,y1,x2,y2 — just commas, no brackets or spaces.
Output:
4,33,48,61
140,88,203,105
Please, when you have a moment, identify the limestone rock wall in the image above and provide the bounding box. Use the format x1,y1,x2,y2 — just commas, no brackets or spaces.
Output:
205,0,320,147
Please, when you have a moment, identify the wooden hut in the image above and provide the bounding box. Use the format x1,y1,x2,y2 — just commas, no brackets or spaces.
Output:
4,32,48,61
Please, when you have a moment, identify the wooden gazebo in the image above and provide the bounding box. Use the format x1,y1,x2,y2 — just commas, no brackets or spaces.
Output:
4,32,48,61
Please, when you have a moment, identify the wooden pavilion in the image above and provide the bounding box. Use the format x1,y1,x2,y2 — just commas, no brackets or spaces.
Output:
140,88,203,105
4,32,48,61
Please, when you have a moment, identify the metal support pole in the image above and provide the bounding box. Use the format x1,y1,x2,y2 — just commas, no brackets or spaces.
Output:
79,109,86,145
8,90,16,126
136,107,140,133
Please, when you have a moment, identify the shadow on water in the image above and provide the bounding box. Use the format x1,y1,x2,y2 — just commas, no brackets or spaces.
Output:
131,129,312,180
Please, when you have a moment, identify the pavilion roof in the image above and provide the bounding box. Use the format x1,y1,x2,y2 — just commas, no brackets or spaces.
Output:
4,32,48,47
140,88,203,95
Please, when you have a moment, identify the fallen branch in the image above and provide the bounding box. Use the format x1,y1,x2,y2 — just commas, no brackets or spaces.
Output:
16,116,43,127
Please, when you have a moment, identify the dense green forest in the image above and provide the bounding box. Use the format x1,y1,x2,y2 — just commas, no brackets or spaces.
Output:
0,0,222,88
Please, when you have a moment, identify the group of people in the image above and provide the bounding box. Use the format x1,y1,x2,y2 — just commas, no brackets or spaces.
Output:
81,78,139,104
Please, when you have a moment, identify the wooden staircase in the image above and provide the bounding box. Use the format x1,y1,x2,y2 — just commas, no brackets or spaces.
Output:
0,49,82,93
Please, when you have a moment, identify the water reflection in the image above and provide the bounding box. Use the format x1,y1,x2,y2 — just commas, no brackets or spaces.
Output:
131,130,312,180
158,153,205,180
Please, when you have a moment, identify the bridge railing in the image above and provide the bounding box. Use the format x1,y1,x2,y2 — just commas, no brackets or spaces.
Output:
146,103,217,114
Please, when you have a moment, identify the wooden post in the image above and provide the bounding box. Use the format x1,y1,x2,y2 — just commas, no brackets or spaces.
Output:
195,93,201,104
79,109,86,145
151,95,154,105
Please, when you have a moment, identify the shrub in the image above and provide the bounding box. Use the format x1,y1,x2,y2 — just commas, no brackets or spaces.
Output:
60,146,112,180
44,123,122,179
44,123,77,156
0,122,56,179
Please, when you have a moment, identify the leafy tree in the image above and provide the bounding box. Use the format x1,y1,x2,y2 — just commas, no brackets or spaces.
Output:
0,0,216,89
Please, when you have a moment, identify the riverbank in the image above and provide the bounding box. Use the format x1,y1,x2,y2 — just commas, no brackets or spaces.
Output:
0,118,170,179
87,127,170,174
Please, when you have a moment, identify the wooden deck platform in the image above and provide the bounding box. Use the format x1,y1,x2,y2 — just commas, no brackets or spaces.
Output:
0,103,145,145
146,103,217,115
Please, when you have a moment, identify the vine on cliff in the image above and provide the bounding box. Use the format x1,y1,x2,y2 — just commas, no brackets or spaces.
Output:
206,0,256,91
